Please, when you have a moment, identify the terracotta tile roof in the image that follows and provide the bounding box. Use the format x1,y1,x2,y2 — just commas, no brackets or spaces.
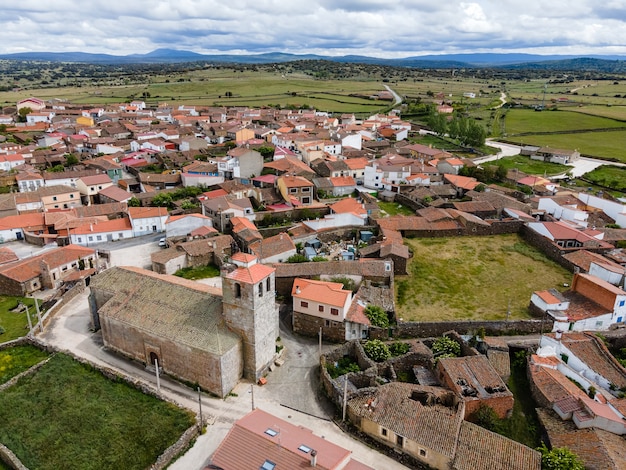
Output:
249,233,296,260
279,175,314,188
329,176,355,187
98,185,131,202
438,355,512,401
536,408,626,470
344,157,369,170
128,206,168,219
90,266,234,354
225,262,274,284
167,213,211,224
230,216,259,233
0,213,46,230
179,235,233,257
528,364,588,404
292,278,351,308
444,174,480,190
189,225,218,237
71,217,132,235
211,408,370,470
348,382,463,458
557,292,608,321
79,174,112,185
0,247,18,265
557,332,626,389
535,289,565,305
0,245,95,282
330,198,366,216
453,421,540,470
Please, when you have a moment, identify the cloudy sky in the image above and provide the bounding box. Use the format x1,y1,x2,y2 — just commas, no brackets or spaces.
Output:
1,0,625,57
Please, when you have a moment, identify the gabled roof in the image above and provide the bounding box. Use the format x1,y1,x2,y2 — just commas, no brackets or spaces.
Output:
211,408,369,470
71,218,132,235
249,233,296,260
128,206,168,219
330,198,366,216
0,245,95,282
79,174,112,185
292,278,351,308
225,261,274,284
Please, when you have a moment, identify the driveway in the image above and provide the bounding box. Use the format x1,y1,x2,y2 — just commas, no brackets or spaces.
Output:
38,290,408,470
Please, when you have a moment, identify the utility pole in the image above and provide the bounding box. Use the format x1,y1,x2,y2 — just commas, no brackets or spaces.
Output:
198,387,203,431
342,376,348,422
25,305,33,337
154,357,160,392
35,299,43,333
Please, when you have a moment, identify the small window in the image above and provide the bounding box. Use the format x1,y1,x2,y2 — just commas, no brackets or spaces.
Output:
289,188,298,194
235,283,241,298
331,308,339,316
298,445,311,453
397,435,404,447
419,449,427,457
319,305,324,312
325,320,330,327
88,236,93,242
258,283,263,297
381,428,388,437
70,194,74,198
77,237,82,243
96,235,102,241
260,460,276,470
264,428,278,437
300,301,309,308
52,196,57,201
302,187,310,192
266,277,271,292
595,321,603,327
620,300,625,307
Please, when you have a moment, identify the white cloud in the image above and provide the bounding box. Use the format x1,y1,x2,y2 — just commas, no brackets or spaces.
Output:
0,0,624,56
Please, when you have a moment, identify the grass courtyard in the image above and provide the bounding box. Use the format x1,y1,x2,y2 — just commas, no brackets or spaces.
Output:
395,234,571,322
0,296,43,343
0,352,195,470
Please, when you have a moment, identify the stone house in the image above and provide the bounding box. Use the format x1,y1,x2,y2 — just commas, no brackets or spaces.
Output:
0,244,96,295
151,234,234,275
248,232,296,264
436,355,514,419
89,252,278,396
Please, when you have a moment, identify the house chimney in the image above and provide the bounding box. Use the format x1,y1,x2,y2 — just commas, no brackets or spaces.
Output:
295,286,301,295
555,330,563,341
310,450,317,467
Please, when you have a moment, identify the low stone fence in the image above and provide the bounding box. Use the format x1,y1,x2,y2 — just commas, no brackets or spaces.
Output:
395,319,553,338
0,337,200,470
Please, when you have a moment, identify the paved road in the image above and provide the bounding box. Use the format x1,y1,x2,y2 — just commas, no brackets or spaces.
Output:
384,84,402,105
39,290,408,470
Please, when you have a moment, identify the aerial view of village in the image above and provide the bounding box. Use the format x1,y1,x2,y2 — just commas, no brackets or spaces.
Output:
2,3,626,470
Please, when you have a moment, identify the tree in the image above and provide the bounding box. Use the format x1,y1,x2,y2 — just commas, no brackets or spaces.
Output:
363,339,391,362
537,444,584,470
17,106,32,122
128,197,141,207
364,305,389,328
151,193,173,208
495,164,508,181
65,154,79,166
48,164,65,172
431,336,461,360
286,253,308,263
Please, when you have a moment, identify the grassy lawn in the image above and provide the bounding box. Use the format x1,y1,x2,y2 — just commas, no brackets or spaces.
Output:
0,344,50,384
395,234,571,321
493,155,569,176
377,200,416,216
577,165,626,192
0,353,195,470
174,264,221,280
504,109,626,135
0,296,43,342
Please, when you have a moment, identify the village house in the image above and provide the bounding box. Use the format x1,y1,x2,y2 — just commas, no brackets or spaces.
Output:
151,234,233,275
248,232,296,264
436,354,514,419
128,206,168,236
291,278,354,342
69,218,134,245
0,244,96,295
210,408,373,469
75,174,114,205
164,213,214,238
276,175,314,206
530,272,626,331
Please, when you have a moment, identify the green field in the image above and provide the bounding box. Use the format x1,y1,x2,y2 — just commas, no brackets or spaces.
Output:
493,155,569,177
0,353,195,470
503,108,626,134
576,165,626,192
0,344,50,384
378,200,415,216
0,296,43,342
395,234,571,321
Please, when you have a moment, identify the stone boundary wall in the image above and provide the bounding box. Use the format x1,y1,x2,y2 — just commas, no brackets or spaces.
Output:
0,337,199,470
0,444,28,470
396,319,553,338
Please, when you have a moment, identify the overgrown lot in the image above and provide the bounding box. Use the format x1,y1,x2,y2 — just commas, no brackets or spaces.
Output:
0,344,50,384
395,234,571,321
0,296,43,342
0,353,195,470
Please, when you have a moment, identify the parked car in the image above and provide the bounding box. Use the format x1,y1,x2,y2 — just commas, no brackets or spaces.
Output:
158,237,167,247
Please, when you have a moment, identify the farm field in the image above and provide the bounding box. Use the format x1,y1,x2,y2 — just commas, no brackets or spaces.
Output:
575,165,626,193
395,234,571,322
503,108,626,134
0,352,195,470
493,155,569,176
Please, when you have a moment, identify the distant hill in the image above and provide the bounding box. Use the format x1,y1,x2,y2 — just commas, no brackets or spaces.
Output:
0,49,625,70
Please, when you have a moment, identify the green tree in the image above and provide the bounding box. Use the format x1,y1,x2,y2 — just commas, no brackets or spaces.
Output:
151,193,173,208
258,145,275,160
48,164,65,172
363,339,391,362
427,110,448,136
537,444,584,470
364,305,389,328
17,106,32,122
389,341,410,356
65,154,79,166
495,164,508,181
128,197,141,207
431,336,461,360
286,254,308,263
180,200,198,210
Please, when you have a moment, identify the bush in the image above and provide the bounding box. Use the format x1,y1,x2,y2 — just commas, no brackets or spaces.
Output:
326,357,361,379
431,336,461,360
363,339,391,362
364,305,389,329
537,443,584,470
389,342,410,356
285,254,308,263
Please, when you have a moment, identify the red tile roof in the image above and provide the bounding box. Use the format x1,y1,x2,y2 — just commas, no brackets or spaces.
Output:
292,278,351,308
71,218,132,235
225,262,274,284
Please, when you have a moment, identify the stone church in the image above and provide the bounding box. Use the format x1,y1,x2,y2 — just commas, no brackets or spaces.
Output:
88,252,278,397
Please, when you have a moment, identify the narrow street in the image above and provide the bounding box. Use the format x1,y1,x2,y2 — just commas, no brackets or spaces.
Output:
38,290,408,470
